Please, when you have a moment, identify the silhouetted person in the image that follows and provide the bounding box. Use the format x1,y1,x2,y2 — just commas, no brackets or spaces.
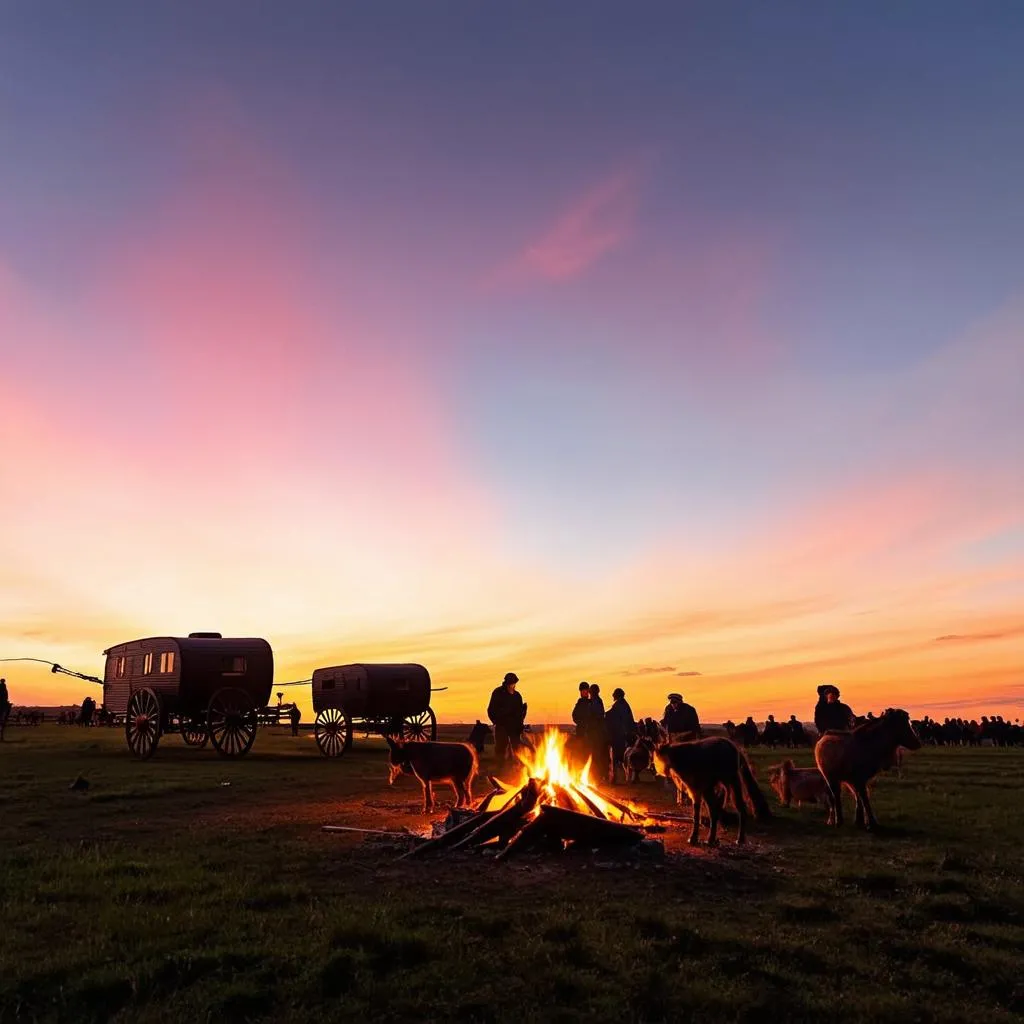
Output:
289,704,301,736
586,683,611,782
466,719,491,754
572,682,591,738
814,684,855,733
0,678,9,741
787,714,808,746
663,693,700,741
606,687,636,785
78,696,96,727
487,672,526,772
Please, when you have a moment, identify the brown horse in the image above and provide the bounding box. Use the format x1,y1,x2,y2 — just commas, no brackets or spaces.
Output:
814,709,920,830
654,737,772,846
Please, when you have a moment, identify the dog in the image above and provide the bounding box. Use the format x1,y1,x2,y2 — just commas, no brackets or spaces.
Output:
653,737,772,846
767,760,834,813
385,736,477,814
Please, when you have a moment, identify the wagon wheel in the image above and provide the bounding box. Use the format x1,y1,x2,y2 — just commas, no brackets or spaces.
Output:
125,688,162,759
181,717,209,748
401,707,437,742
314,708,352,757
207,688,258,757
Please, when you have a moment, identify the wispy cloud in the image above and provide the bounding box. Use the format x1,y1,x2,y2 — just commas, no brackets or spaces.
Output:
934,627,1024,643
620,665,676,676
676,670,702,677
491,168,641,286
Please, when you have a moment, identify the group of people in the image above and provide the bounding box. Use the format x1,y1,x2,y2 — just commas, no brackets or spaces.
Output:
478,674,890,781
483,672,703,784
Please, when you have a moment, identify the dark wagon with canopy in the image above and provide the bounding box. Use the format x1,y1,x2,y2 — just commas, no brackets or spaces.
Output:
311,663,438,756
103,632,274,758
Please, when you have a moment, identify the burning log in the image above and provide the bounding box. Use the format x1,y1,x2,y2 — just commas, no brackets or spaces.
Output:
399,808,497,859
537,805,644,848
494,815,552,862
448,778,541,852
475,777,510,814
568,785,609,820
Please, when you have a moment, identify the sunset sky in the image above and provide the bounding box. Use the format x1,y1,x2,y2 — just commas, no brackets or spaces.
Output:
2,3,1022,724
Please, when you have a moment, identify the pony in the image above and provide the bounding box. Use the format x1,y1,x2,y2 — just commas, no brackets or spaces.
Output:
814,708,921,830
767,760,834,813
654,737,772,846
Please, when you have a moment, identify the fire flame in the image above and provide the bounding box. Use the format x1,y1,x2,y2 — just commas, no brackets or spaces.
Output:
488,729,647,823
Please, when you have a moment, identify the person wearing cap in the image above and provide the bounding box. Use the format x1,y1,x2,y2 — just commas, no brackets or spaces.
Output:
487,672,526,772
605,687,636,785
571,682,591,739
814,684,855,734
662,692,700,742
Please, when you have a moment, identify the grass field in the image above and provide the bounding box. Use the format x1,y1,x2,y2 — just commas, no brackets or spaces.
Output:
2,725,1023,1023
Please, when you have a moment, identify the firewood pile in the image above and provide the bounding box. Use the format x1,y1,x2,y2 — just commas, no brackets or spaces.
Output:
401,731,674,862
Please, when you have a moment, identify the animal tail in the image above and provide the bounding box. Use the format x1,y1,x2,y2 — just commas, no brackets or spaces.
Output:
738,750,773,820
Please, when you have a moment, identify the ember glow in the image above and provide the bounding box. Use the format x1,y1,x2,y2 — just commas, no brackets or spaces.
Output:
491,729,649,823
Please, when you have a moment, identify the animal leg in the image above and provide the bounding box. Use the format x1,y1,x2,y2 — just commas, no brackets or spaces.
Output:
824,777,842,826
423,780,434,814
705,790,722,847
857,784,878,830
688,791,703,846
731,781,747,845
854,787,866,829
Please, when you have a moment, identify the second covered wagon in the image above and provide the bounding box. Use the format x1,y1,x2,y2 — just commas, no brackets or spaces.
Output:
311,663,438,756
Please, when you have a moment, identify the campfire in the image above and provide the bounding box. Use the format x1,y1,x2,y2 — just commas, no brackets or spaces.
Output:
404,729,665,861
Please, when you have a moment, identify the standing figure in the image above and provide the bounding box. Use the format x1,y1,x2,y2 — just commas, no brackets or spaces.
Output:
78,696,96,727
487,672,526,773
586,684,611,781
662,693,701,742
814,684,855,734
571,682,591,738
0,678,10,742
289,703,301,737
466,719,492,755
605,687,636,785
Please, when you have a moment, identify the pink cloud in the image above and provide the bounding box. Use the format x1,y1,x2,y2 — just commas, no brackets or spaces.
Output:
491,168,641,286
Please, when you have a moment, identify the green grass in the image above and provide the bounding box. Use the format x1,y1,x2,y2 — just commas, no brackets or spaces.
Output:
2,726,1023,1022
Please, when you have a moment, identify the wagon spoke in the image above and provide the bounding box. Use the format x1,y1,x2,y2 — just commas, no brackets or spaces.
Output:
207,688,258,758
315,707,350,757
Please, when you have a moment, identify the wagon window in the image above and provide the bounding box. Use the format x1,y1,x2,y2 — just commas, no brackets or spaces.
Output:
143,653,154,674
114,656,127,678
222,656,247,676
159,652,175,673
322,678,335,690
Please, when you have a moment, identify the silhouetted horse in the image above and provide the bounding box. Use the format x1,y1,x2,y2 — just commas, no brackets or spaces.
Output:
654,737,772,846
815,709,921,830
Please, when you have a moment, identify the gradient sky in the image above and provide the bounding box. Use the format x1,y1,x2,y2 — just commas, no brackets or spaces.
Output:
2,2,1022,723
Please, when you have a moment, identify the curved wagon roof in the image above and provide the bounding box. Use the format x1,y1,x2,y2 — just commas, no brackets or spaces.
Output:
103,634,271,656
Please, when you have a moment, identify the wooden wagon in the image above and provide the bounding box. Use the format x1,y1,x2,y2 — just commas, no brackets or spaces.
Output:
102,633,274,759
311,663,438,756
